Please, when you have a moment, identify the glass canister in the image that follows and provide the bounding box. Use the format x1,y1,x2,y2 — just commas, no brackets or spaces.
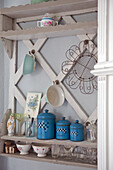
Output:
86,121,97,142
25,116,35,137
37,109,56,139
70,120,84,141
56,117,71,140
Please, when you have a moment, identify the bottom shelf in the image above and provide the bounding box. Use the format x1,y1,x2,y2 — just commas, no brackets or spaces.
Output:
0,152,97,169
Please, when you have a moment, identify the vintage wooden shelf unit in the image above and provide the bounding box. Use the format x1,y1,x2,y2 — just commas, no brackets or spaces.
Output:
0,0,97,168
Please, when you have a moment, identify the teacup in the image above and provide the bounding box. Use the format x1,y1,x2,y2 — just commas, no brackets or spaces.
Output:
23,54,36,75
37,13,58,27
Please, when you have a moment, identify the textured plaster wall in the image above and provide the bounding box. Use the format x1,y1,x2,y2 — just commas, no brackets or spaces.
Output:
0,0,97,170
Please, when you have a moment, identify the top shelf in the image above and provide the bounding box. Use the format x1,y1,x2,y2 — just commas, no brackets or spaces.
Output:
0,0,97,19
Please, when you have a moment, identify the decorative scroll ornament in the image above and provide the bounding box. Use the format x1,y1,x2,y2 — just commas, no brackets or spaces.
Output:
61,39,97,94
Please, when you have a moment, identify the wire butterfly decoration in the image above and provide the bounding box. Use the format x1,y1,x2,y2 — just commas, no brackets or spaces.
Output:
61,39,97,94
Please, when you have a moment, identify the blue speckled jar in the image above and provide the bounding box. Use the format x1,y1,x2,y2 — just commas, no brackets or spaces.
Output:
37,109,56,139
56,117,71,140
70,120,84,141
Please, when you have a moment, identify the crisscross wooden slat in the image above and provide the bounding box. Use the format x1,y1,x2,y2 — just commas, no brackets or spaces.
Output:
8,41,16,113
62,16,97,122
20,38,88,121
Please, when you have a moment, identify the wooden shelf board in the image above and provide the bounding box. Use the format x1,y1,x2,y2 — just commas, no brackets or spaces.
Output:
0,0,97,19
0,153,97,169
0,22,97,40
1,135,97,148
16,7,97,23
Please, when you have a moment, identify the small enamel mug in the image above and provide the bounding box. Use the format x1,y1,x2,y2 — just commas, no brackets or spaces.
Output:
23,54,36,75
37,13,58,27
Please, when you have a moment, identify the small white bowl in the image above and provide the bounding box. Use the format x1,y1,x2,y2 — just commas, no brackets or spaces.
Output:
32,144,50,157
16,142,31,155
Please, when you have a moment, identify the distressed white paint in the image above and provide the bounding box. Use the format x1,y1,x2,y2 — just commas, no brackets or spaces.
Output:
98,76,108,170
108,75,113,170
98,0,108,62
92,0,113,170
8,41,17,113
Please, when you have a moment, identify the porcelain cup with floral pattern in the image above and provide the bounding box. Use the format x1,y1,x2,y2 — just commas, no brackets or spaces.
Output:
16,142,31,155
37,13,58,27
32,144,50,157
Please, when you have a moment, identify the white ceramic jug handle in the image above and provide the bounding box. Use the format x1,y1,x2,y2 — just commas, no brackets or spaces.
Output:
37,21,41,27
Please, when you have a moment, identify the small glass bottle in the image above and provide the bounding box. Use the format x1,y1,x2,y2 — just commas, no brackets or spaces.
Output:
86,120,97,142
51,144,60,158
25,116,35,137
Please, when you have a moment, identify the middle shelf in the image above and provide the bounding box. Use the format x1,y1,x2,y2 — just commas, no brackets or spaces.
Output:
0,22,97,40
1,135,97,148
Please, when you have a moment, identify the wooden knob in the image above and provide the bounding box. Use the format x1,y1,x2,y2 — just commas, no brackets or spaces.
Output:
31,49,35,54
54,80,59,85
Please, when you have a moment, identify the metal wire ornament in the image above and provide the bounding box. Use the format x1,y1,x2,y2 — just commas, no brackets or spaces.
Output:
61,39,97,94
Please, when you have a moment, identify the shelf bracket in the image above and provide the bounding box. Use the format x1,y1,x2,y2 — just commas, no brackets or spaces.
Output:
1,38,13,59
0,15,13,59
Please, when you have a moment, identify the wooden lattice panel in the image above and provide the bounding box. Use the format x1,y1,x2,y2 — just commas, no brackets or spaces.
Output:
7,20,97,122
0,2,97,123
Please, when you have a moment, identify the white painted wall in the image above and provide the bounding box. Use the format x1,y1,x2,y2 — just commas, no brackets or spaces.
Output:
0,0,97,170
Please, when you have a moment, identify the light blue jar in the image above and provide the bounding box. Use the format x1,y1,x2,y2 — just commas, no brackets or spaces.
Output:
37,109,56,139
70,120,84,141
56,117,70,140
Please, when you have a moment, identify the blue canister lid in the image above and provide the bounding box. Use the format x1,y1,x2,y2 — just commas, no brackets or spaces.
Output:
70,120,84,129
56,117,70,126
37,109,56,119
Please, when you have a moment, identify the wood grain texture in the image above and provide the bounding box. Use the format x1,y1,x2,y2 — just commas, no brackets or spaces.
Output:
14,86,26,108
0,22,97,40
14,63,23,85
1,38,13,59
16,7,97,23
0,153,97,169
0,0,97,19
86,108,97,123
0,15,13,58
0,15,13,31
8,41,17,112
1,135,97,148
